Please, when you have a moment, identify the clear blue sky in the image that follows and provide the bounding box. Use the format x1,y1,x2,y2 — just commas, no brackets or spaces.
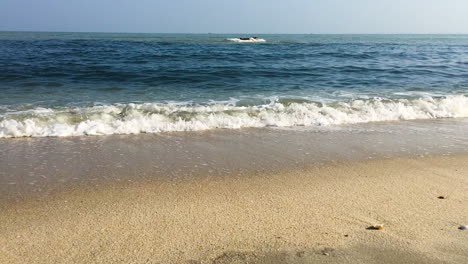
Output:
1,0,467,34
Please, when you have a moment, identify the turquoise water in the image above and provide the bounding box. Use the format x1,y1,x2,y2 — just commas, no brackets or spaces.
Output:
1,32,468,137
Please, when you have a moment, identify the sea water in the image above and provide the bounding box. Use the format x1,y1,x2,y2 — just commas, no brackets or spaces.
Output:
1,32,468,138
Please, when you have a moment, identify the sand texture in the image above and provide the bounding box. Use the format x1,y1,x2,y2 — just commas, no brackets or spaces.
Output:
1,155,468,263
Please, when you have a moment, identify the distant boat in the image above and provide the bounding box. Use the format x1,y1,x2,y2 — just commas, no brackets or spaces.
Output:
226,37,266,43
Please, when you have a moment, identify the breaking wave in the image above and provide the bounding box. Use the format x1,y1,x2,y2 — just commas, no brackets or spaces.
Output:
226,38,266,43
1,95,467,138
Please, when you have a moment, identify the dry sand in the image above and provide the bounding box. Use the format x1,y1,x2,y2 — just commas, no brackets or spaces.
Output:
1,155,468,263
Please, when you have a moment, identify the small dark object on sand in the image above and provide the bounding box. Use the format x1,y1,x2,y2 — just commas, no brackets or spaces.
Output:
367,224,384,230
459,225,467,230
437,196,446,199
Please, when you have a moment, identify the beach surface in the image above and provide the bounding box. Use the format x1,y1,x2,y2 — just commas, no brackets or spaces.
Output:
1,137,468,263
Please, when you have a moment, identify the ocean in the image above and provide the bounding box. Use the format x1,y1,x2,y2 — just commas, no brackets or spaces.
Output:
1,32,468,138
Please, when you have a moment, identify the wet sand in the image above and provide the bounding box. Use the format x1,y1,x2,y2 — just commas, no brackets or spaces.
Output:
1,155,468,263
2,118,468,200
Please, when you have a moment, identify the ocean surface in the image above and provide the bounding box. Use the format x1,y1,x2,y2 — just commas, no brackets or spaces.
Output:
1,32,468,138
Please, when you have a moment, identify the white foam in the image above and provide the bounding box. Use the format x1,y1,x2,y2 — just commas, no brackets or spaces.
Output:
226,38,266,43
1,95,467,138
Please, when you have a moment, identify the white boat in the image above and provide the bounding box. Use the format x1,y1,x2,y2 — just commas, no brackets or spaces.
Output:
226,37,266,43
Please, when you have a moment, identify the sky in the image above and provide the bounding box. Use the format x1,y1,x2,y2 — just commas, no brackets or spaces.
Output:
1,0,467,34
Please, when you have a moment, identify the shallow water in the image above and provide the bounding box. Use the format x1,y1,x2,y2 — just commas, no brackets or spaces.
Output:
2,118,468,199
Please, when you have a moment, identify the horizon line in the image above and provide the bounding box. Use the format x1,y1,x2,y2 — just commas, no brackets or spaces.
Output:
1,30,468,35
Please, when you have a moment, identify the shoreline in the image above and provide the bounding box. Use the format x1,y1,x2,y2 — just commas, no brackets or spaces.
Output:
2,118,468,200
2,154,468,263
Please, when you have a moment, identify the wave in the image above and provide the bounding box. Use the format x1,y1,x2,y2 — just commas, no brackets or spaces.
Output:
1,95,467,138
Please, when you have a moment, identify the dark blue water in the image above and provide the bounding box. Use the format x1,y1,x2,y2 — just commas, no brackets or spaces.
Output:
1,32,468,137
